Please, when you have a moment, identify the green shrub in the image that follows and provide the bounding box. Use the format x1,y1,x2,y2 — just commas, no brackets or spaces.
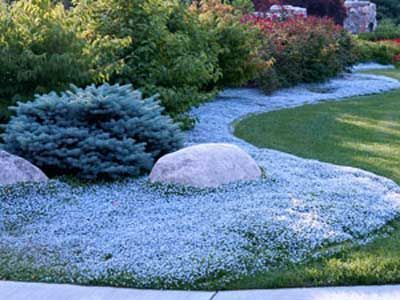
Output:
371,0,400,25
358,20,400,41
74,0,219,117
353,38,400,65
228,0,255,13
2,84,184,179
0,0,91,99
76,0,263,117
190,0,264,88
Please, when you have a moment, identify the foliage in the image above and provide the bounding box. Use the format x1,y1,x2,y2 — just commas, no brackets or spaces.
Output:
189,0,265,88
0,99,14,128
353,38,400,65
371,0,400,25
0,0,88,100
252,0,347,25
75,0,262,117
227,0,255,13
2,84,184,179
358,19,400,41
244,16,355,93
0,0,127,100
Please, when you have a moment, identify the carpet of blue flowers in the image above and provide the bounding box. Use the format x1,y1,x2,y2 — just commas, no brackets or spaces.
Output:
1,65,400,288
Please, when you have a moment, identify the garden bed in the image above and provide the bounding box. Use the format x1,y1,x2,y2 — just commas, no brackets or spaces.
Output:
1,67,400,289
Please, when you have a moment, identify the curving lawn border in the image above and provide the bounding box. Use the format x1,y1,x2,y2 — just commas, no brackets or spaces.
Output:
232,68,400,289
1,66,400,290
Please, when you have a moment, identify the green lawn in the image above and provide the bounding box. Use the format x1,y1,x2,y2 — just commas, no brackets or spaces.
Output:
231,70,400,289
361,68,400,81
235,89,400,182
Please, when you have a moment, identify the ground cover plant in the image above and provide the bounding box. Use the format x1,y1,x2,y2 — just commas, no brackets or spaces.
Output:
233,68,400,289
1,67,400,290
2,84,183,179
2,0,400,292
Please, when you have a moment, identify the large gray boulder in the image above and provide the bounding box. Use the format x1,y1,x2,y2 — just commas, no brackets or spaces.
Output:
149,143,261,188
0,150,48,186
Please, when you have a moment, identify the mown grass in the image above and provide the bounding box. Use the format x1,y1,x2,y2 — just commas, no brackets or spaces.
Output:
231,69,400,289
361,68,400,81
224,219,400,290
235,89,400,183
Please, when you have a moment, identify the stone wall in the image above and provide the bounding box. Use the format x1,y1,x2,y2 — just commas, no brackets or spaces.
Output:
344,1,377,34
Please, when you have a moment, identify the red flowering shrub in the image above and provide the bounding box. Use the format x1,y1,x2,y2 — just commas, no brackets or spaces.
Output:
243,15,355,93
252,0,347,25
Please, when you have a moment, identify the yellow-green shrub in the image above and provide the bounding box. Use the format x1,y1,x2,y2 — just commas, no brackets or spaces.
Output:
353,38,400,65
0,0,89,99
75,0,264,116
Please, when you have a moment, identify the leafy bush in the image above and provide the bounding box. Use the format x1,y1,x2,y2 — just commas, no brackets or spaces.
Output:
252,0,347,25
358,20,400,41
189,0,264,88
2,84,184,179
371,0,400,25
228,0,255,13
75,0,219,117
353,38,400,65
0,0,90,99
76,0,262,117
244,16,355,92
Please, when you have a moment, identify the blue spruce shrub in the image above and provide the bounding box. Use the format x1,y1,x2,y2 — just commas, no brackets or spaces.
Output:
2,84,184,179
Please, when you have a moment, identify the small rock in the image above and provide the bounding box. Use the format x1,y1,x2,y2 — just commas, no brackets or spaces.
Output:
149,143,261,188
0,150,48,186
